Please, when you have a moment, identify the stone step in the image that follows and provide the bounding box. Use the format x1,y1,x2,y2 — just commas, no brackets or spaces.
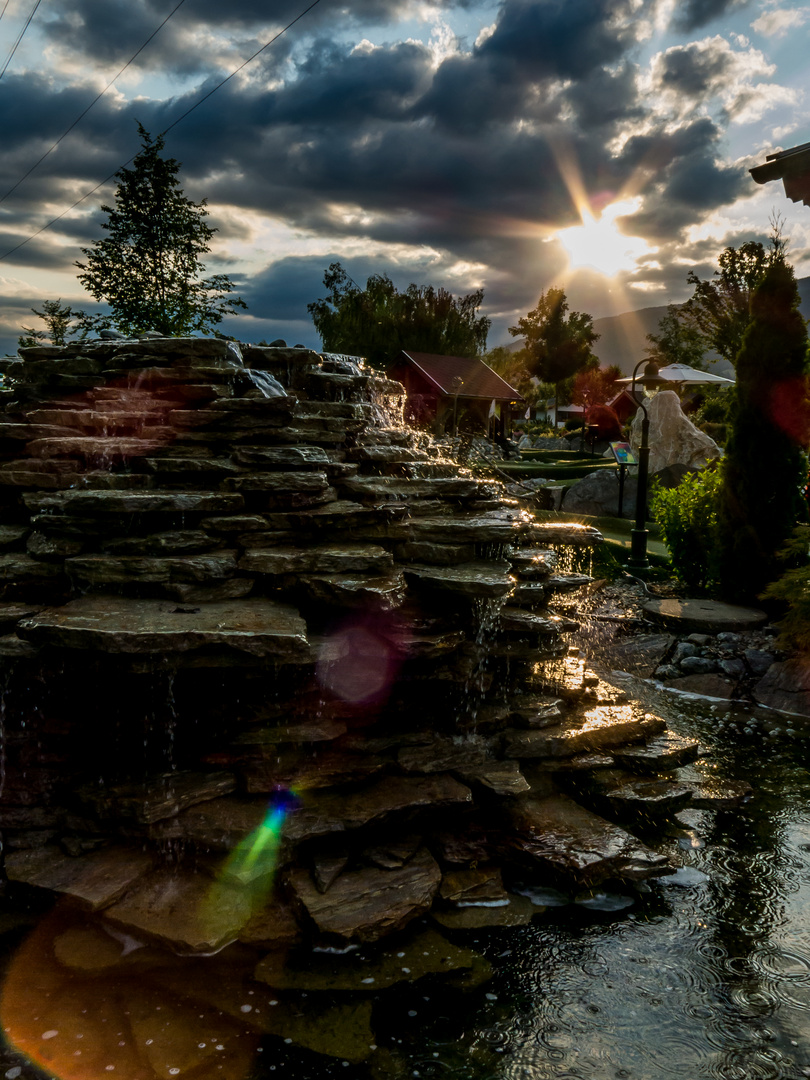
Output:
570,768,695,817
239,543,393,575
27,437,172,460
403,561,515,598
502,707,666,759
339,475,490,502
140,457,240,475
528,522,603,546
223,470,331,494
508,548,558,577
17,595,310,659
65,552,239,585
286,846,441,943
4,844,153,910
77,770,237,825
24,489,246,515
613,731,702,773
387,511,528,544
392,540,476,565
103,868,253,952
299,570,407,609
502,792,673,885
232,445,339,468
499,606,568,635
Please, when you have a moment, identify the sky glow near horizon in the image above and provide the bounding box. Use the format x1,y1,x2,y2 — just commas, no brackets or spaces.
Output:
0,0,808,355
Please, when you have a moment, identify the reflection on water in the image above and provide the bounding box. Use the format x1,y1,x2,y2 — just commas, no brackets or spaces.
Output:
3,690,810,1079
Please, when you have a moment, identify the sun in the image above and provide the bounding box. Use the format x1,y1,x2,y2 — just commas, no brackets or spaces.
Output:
556,197,650,277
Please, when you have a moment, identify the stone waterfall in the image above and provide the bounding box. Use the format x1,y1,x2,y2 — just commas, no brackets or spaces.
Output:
0,339,696,1070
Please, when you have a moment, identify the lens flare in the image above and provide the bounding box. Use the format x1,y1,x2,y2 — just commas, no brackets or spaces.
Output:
219,786,299,890
317,614,406,705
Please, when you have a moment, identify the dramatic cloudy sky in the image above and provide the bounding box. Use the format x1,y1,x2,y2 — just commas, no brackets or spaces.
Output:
0,0,808,355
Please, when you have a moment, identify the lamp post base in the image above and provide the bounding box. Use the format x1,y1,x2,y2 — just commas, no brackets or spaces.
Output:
627,528,650,569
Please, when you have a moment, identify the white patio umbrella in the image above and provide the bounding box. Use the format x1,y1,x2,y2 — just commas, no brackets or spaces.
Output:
615,363,735,388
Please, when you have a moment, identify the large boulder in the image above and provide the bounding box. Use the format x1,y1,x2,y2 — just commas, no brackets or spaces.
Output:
561,467,634,517
629,390,721,473
562,460,698,517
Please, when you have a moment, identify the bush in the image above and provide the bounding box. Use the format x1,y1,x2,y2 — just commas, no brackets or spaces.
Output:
650,463,723,592
698,421,727,445
760,525,810,651
563,418,582,432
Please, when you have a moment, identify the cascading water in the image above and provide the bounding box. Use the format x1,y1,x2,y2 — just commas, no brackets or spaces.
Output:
0,336,770,1080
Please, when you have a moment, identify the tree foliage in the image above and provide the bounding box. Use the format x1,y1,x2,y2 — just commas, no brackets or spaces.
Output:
716,256,810,603
76,125,245,337
646,304,706,369
650,464,723,593
508,288,599,388
307,262,490,368
484,345,540,404
18,299,86,348
680,233,784,367
761,526,810,653
570,363,622,407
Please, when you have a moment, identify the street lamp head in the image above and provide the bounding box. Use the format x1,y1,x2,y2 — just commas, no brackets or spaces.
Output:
632,358,667,393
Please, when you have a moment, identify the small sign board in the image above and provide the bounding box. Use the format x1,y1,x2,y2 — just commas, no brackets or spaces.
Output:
609,441,637,465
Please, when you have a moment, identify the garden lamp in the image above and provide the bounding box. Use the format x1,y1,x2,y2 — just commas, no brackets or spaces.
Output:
628,359,667,569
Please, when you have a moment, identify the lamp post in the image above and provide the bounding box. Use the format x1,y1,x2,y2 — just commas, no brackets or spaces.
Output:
627,358,666,570
451,375,464,436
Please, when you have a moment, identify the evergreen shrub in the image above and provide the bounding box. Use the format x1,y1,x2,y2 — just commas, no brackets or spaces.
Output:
650,464,723,593
760,525,810,651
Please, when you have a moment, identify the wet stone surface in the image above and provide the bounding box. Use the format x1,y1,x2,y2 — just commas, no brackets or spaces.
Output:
4,338,802,1076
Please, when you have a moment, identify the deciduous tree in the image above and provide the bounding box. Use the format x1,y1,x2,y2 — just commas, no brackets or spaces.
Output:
307,262,490,368
18,299,86,348
76,125,245,337
646,305,706,369
508,288,599,419
680,226,785,367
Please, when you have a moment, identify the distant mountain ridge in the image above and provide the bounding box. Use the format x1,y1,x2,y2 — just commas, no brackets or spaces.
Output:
502,275,810,378
590,275,810,377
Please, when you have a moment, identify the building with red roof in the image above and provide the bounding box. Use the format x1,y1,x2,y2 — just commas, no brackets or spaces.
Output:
387,350,523,435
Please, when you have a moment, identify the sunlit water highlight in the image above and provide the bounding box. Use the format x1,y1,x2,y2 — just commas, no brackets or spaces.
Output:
3,684,810,1078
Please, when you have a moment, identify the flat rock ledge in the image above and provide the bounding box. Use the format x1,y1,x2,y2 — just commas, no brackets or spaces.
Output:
18,594,310,658
641,598,768,633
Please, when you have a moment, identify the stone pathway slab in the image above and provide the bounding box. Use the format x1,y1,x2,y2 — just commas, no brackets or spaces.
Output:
642,597,767,632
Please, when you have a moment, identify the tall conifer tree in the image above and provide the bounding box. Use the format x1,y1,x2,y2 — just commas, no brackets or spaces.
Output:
76,125,245,337
717,258,810,602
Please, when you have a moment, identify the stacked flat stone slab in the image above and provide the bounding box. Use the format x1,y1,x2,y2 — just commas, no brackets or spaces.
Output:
0,338,699,980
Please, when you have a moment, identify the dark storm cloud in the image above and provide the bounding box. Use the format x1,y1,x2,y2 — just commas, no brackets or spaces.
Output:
37,0,477,76
623,151,750,243
273,38,433,123
561,62,643,131
416,52,553,131
0,0,785,359
477,0,635,80
652,40,734,100
242,252,459,321
670,0,752,33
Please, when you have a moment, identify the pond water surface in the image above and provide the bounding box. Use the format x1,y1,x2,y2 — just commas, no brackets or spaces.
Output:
2,680,810,1080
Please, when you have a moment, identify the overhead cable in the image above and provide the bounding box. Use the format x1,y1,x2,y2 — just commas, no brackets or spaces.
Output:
0,0,43,83
0,0,325,262
0,0,188,204
161,0,324,137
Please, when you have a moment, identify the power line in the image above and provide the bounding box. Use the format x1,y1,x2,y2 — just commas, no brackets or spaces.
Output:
161,0,324,137
0,0,325,263
0,0,188,205
0,0,43,83
0,1,12,31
